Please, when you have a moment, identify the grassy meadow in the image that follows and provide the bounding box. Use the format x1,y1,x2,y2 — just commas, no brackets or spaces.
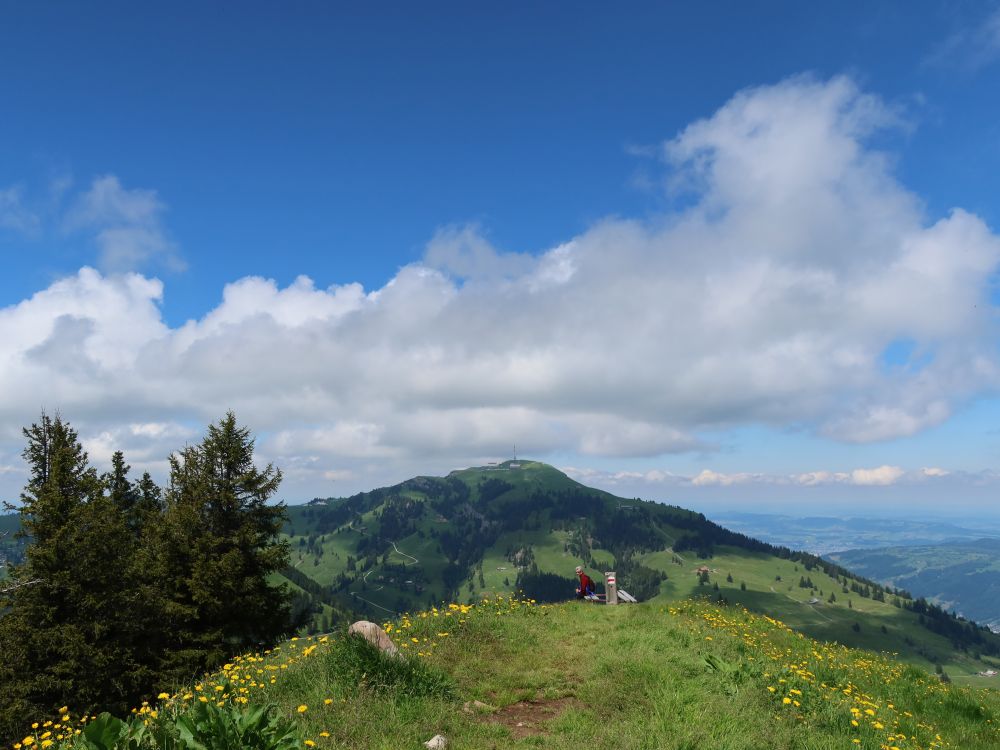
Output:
277,461,1000,689
15,597,1000,750
638,546,1000,688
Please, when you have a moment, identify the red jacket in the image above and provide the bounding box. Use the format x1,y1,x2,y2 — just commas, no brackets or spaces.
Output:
578,572,595,595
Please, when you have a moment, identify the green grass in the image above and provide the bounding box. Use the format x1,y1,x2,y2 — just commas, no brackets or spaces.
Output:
640,545,997,688
29,597,1000,749
278,463,1000,691
281,511,1000,690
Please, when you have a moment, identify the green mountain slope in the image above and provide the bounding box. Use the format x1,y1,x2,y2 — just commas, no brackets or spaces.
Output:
283,461,1000,687
829,540,1000,631
21,597,1000,750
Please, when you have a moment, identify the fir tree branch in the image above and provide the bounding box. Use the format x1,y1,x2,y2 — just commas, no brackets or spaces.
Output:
0,578,42,594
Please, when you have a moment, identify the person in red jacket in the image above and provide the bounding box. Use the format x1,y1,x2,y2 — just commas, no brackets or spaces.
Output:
576,566,596,599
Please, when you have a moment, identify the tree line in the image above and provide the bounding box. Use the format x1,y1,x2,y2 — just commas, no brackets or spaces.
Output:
0,412,291,741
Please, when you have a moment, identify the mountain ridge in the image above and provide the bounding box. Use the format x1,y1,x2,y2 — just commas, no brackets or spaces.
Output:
279,460,1000,687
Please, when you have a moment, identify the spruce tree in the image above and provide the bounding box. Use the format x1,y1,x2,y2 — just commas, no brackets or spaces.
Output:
0,415,144,738
152,412,291,682
104,452,162,534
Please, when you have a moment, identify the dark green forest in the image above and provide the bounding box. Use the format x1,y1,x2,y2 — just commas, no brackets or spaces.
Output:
0,412,293,741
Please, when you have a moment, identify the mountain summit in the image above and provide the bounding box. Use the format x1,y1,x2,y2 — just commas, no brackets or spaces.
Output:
282,461,1000,686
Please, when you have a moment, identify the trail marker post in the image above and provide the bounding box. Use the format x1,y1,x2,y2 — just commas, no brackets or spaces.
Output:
605,571,618,605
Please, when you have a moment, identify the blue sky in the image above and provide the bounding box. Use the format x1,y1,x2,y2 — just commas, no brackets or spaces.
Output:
2,2,1000,517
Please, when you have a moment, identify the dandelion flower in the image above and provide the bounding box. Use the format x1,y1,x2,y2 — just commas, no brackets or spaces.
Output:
298,704,308,713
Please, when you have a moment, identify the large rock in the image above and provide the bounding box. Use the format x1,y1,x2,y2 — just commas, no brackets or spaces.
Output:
348,620,399,656
423,735,447,749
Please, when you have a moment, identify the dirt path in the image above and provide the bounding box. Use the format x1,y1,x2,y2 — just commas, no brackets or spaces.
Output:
770,585,835,623
392,540,418,565
349,591,395,615
349,540,418,615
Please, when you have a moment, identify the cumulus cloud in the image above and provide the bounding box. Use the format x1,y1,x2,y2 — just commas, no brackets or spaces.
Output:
691,470,759,487
1,75,999,499
423,224,534,281
847,465,905,486
65,175,184,273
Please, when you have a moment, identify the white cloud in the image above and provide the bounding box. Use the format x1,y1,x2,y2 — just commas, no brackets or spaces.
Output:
848,465,905,486
567,464,949,490
424,224,533,281
1,76,1000,500
692,470,762,487
65,176,183,273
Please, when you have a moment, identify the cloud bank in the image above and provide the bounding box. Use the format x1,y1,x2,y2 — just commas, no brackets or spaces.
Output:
2,76,1000,499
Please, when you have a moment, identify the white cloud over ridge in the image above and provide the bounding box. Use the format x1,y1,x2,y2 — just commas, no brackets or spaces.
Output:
2,76,1000,497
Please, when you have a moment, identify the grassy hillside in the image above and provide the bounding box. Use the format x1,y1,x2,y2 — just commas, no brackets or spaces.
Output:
640,546,1000,688
828,541,1000,631
18,597,1000,749
281,460,646,618
279,461,1000,688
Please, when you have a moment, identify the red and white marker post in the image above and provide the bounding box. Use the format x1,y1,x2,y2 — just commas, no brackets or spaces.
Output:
605,571,618,605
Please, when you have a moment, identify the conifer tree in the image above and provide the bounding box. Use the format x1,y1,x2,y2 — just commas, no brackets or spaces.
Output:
152,412,291,681
0,415,143,738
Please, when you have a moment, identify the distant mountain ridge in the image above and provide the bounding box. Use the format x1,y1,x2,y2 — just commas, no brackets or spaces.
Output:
829,539,1000,632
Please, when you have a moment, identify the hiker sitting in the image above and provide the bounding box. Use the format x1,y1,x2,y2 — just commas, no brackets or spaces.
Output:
575,566,596,599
